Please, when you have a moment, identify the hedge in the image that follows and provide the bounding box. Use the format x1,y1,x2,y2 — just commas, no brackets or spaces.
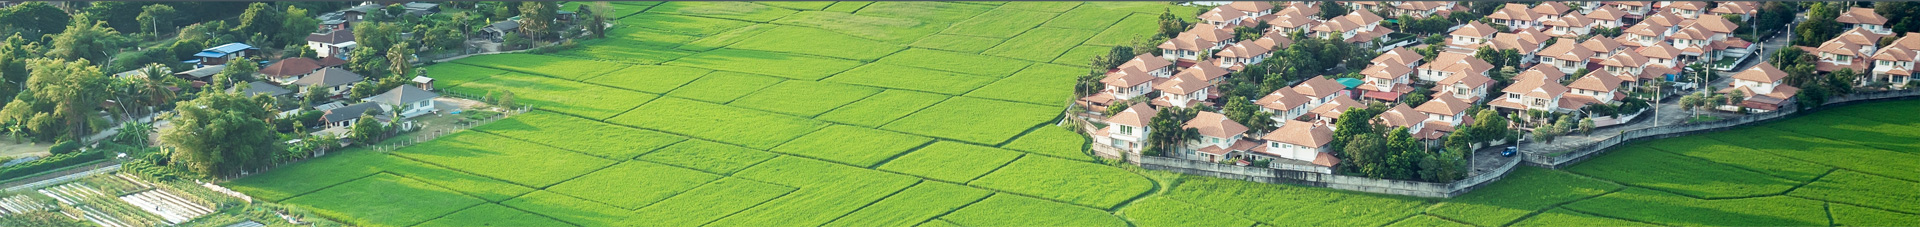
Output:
0,151,108,181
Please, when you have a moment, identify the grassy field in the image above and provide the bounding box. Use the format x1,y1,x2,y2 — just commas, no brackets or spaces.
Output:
220,2,1920,226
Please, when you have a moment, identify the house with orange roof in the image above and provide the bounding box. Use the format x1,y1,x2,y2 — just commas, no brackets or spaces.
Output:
1489,28,1554,63
1436,70,1495,103
1094,105,1157,154
1098,65,1157,100
1605,1,1653,18
1661,1,1709,19
1543,12,1594,37
1181,111,1251,162
1256,88,1314,123
1582,37,1626,62
1533,2,1574,22
1539,38,1596,74
1216,36,1284,69
1266,9,1321,35
1618,22,1668,48
261,58,325,85
1413,96,1472,140
1294,76,1350,105
1449,21,1500,49
1388,1,1456,18
1281,2,1321,19
1668,15,1740,62
1154,74,1212,108
1159,26,1236,61
1870,33,1920,88
1373,103,1431,138
1565,69,1626,108
1488,3,1544,30
1417,52,1495,84
1600,48,1675,85
1805,28,1884,73
1640,43,1683,68
1310,11,1394,43
1224,1,1275,17
1707,2,1756,21
1490,67,1574,113
1640,10,1687,29
1586,6,1627,28
1308,95,1362,126
1718,64,1799,112
1836,7,1891,35
1119,53,1177,78
1256,120,1339,172
1358,63,1415,101
1199,7,1252,29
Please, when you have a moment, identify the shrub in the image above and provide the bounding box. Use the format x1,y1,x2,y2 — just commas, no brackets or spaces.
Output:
48,140,80,155
0,150,107,181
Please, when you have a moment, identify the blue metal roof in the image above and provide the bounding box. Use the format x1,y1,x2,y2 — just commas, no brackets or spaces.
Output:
204,43,255,54
193,51,226,58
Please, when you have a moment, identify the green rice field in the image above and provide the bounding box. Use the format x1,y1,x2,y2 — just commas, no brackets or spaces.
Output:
221,2,1918,226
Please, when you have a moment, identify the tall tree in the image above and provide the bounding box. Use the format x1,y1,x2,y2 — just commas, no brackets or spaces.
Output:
47,17,124,64
161,90,277,178
519,1,557,40
212,58,259,88
1144,107,1200,157
387,42,413,78
586,2,612,39
0,58,109,141
281,5,320,46
1156,8,1187,39
137,4,178,37
232,3,284,46
0,2,73,38
1222,96,1277,133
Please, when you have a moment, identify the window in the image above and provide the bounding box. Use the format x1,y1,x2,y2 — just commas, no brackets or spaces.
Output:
1211,138,1221,143
1116,125,1133,135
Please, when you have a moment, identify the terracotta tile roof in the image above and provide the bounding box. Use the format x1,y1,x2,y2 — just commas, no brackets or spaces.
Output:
1256,88,1312,111
1313,11,1382,33
1732,63,1789,83
1640,43,1682,60
1373,103,1427,129
1488,3,1540,21
1688,15,1738,33
1185,111,1250,138
1415,121,1452,140
1266,10,1321,29
1568,69,1624,92
1710,2,1756,15
1452,21,1499,38
1312,152,1341,167
1282,2,1320,18
1253,34,1294,50
1642,10,1684,27
1600,49,1649,67
261,58,322,78
1532,2,1572,15
1874,46,1915,62
1505,69,1570,99
1543,12,1592,27
1217,40,1274,58
1421,52,1495,76
1637,64,1676,81
1540,38,1595,61
1438,72,1493,88
1158,27,1234,51
1415,96,1471,116
1262,120,1333,147
1832,27,1885,47
1890,32,1920,50
1180,63,1232,81
1107,104,1157,126
1667,1,1708,11
1517,63,1568,83
1102,67,1155,87
1489,32,1546,54
1581,37,1622,54
1226,1,1275,14
1625,23,1667,37
1119,53,1173,73
1309,95,1361,118
1588,6,1626,21
1374,47,1422,66
1608,1,1648,7
1836,7,1888,25
1199,7,1248,23
1155,74,1211,94
1362,63,1414,79
1292,76,1345,98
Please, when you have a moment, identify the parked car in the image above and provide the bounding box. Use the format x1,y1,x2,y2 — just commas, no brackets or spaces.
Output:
1501,146,1517,157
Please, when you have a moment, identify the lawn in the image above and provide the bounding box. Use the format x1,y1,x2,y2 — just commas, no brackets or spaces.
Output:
814,89,950,127
607,97,829,150
965,63,1083,106
875,48,1034,76
621,178,797,227
220,149,387,202
663,71,786,103
878,141,1025,182
942,194,1129,227
771,125,933,167
968,156,1153,209
446,73,658,120
821,181,994,227
665,49,865,80
823,63,1000,95
583,65,714,94
883,97,1061,145
389,132,617,188
281,173,487,227
637,139,781,175
727,80,883,117
474,111,687,160
982,27,1100,62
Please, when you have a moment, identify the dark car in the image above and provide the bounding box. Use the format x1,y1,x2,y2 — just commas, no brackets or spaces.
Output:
1501,146,1517,157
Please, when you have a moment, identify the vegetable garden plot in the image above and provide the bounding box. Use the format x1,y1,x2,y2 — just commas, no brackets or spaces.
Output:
1636,136,1830,181
501,191,634,227
1424,167,1622,226
584,65,714,94
638,139,781,175
815,90,950,127
665,49,865,80
390,132,617,188
772,125,932,167
965,63,1081,106
773,11,943,44
550,39,697,64
878,141,1024,182
281,173,486,227
822,181,993,227
883,97,1059,145
711,157,920,226
1040,6,1129,30
678,24,778,51
942,193,1129,227
1786,170,1920,213
1001,1,1083,13
1117,197,1261,227
728,80,882,117
447,73,658,120
1162,176,1432,226
645,1,798,22
823,63,1000,95
1704,127,1920,182
940,8,1058,38
619,13,759,36
622,178,797,227
664,71,785,103
607,97,829,150
412,63,508,88
876,48,1033,76
1560,187,1829,226
546,161,721,209
982,27,1099,62
1000,125,1093,161
474,111,687,160
1085,14,1160,46
968,155,1152,209
415,203,573,227
1831,203,1920,227
1509,208,1653,226
908,34,1008,53
220,149,386,202
728,26,908,61
452,54,633,80
1563,146,1798,199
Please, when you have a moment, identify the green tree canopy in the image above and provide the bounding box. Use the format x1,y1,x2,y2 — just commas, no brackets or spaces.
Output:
0,58,110,141
161,90,277,178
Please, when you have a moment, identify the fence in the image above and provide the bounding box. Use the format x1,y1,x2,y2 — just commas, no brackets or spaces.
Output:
368,106,525,152
1525,89,1920,168
1135,154,1521,198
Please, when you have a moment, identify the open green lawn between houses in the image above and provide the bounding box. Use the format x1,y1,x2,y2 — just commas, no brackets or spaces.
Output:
221,2,1920,226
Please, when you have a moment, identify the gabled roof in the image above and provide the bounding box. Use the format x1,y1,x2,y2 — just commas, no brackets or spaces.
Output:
1361,63,1414,79
1732,63,1789,83
1836,7,1888,25
1666,1,1708,11
1625,22,1668,37
1888,32,1920,50
1874,46,1915,62
1505,68,1570,98
1568,69,1624,92
1587,6,1626,21
1154,74,1210,94
231,81,292,97
1266,10,1321,29
1252,34,1294,50
1452,21,1499,38
1415,96,1472,116
1489,32,1545,54
1225,1,1274,13
1374,47,1422,66
1108,104,1157,127
1217,40,1273,58
1540,38,1595,61
174,65,226,78
1420,52,1495,76
1544,12,1592,28
1119,53,1173,73
1256,87,1311,111
260,58,322,77
1180,63,1232,81
1185,111,1250,138
306,30,355,44
1600,48,1650,67
322,102,381,123
1709,2,1756,15
1373,104,1426,129
1309,95,1361,117
1517,63,1568,83
1262,120,1332,147
1639,43,1682,60
1642,10,1684,27
1438,71,1493,88
1580,37,1622,53
1832,27,1885,46
1198,7,1248,22
1687,15,1739,33
1487,3,1540,21
1312,11,1382,32
1102,68,1155,87
1159,27,1235,51
292,67,365,87
1532,2,1572,15
1292,76,1345,98
365,85,439,106
317,57,349,68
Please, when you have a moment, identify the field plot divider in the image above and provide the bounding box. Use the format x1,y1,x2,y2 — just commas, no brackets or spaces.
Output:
1527,90,1920,169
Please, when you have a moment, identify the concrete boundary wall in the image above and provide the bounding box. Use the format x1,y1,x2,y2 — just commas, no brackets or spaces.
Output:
1133,154,1521,198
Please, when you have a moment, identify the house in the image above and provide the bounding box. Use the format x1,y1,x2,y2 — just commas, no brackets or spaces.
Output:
1617,22,1668,48
402,2,440,16
1388,1,1455,18
291,68,366,97
1542,12,1593,37
1488,28,1554,63
1807,28,1885,73
1582,37,1626,62
1718,64,1799,112
260,58,324,85
306,29,357,59
1449,21,1500,49
1417,52,1495,85
1198,7,1251,29
318,56,349,69
1095,105,1157,154
320,102,388,132
1256,120,1339,172
1373,103,1429,138
1490,67,1575,113
1281,2,1322,20
1256,86,1313,122
1487,3,1544,30
1600,48,1674,84
479,20,521,41
1436,70,1494,102
1309,10,1392,43
1870,33,1920,88
362,85,440,119
1294,76,1349,105
1181,112,1251,162
1605,1,1652,18
1159,26,1236,61
1668,16,1740,62
1224,1,1276,17
1374,47,1426,79
1216,39,1276,69
1265,9,1321,35
1532,1,1574,22
1640,10,1687,28
1413,96,1472,140
1836,7,1891,35
189,43,259,68
1586,6,1628,28
1640,43,1683,68
231,81,293,98
1153,74,1212,108
1708,2,1757,21
1307,95,1361,125
1539,38,1596,74
1663,1,1709,19
172,64,225,82
1357,62,1414,101
1564,69,1626,109
1091,66,1155,109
